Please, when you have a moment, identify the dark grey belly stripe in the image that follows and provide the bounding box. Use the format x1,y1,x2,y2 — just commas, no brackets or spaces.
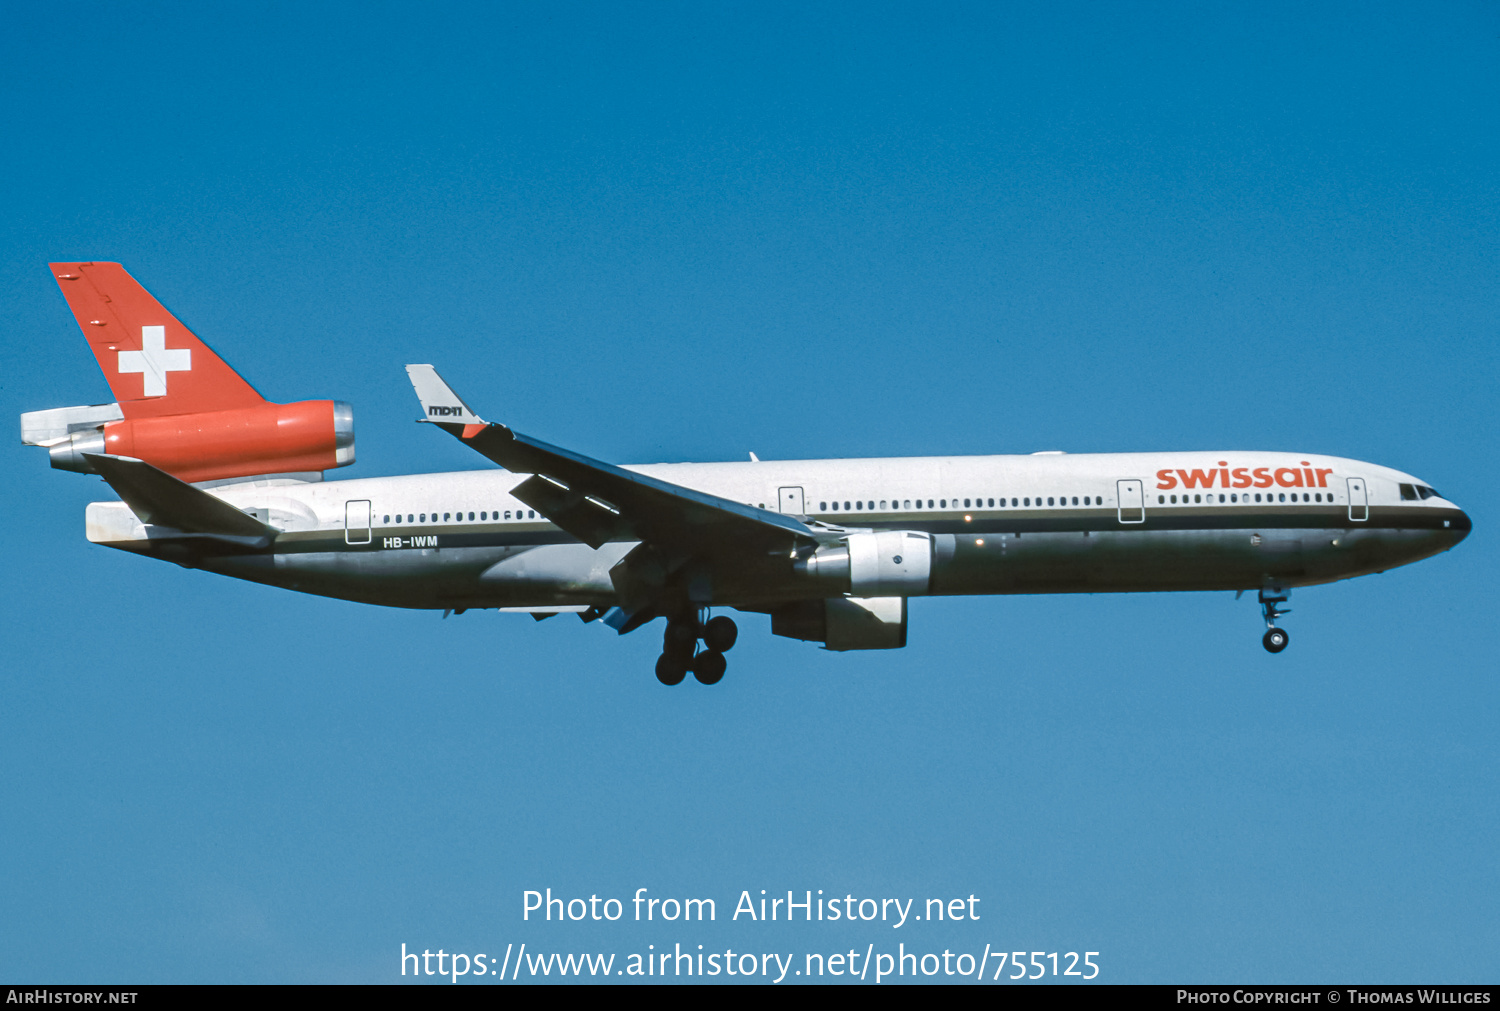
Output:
250,505,1464,556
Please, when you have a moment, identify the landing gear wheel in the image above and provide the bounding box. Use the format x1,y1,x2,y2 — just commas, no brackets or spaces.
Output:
1263,627,1289,653
655,653,688,685
664,619,698,652
692,649,727,685
702,615,738,653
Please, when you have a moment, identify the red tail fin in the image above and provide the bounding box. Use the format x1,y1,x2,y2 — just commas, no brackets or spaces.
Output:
50,262,264,419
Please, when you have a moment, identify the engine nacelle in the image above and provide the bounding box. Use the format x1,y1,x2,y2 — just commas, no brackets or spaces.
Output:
795,530,932,596
25,400,355,483
771,596,908,650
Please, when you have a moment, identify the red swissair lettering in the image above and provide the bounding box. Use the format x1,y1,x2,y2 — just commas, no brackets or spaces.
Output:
1156,462,1333,491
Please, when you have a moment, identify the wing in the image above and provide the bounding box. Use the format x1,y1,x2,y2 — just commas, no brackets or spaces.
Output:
404,364,814,556
405,365,817,629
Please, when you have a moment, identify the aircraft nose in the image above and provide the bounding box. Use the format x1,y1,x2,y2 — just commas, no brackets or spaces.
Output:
1448,508,1472,542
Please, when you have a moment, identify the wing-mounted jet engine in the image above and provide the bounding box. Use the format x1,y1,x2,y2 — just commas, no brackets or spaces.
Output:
794,530,933,596
22,262,354,483
770,596,909,651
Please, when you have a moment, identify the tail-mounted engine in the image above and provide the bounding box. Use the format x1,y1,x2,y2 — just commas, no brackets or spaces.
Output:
22,399,355,483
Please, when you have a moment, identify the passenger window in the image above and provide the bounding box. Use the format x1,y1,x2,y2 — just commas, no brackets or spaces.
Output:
1045,497,1052,506
443,513,450,521
1072,496,1078,505
420,513,426,522
1158,495,1165,504
481,512,487,520
963,498,970,508
408,514,414,522
505,511,511,519
880,500,887,510
903,500,911,509
820,502,828,511
855,501,863,510
1278,493,1285,502
1024,498,1031,506
868,501,874,510
1011,498,1018,507
1194,494,1200,503
383,515,390,524
528,510,535,518
988,498,995,507
927,500,934,508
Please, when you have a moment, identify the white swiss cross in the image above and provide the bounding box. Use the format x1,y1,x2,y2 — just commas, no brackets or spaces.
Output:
117,325,191,397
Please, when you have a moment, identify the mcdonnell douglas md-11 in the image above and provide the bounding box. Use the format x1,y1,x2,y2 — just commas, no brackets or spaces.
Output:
23,263,1471,685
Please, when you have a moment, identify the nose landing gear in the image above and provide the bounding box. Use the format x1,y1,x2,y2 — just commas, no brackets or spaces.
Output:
654,611,737,685
1259,586,1291,653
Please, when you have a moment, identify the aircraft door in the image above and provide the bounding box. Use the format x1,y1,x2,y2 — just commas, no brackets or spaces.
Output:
1116,479,1145,523
1347,478,1368,522
345,499,372,544
779,486,805,515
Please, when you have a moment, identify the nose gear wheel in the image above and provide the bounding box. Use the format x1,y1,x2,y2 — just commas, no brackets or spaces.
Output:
1258,586,1292,654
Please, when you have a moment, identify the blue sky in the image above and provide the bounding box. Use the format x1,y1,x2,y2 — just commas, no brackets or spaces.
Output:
1,1,1496,984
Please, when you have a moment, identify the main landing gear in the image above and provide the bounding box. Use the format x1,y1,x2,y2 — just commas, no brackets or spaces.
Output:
1259,586,1291,654
655,612,738,686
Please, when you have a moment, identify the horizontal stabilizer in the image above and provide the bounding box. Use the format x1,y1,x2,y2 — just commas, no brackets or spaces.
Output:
83,454,277,540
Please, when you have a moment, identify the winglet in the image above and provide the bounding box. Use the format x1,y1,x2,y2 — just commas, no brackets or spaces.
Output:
405,365,486,426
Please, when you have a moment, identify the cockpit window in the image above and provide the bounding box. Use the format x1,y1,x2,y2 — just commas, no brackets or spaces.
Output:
1399,483,1418,501
1416,485,1440,500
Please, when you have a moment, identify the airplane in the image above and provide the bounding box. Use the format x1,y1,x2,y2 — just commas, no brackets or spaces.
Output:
23,262,1472,685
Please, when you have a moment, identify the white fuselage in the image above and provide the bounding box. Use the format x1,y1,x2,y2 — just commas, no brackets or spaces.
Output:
84,449,1469,614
